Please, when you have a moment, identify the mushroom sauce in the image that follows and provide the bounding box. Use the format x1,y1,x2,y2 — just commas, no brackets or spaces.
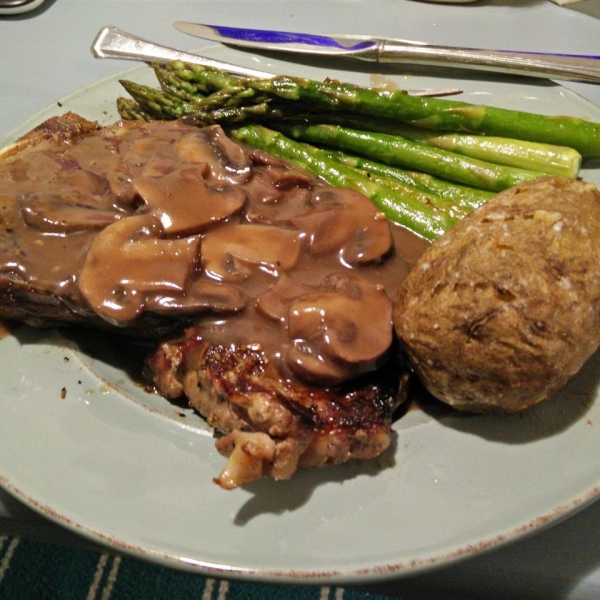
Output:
0,119,428,385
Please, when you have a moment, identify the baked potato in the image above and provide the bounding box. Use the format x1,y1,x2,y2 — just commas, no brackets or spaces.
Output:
393,177,600,413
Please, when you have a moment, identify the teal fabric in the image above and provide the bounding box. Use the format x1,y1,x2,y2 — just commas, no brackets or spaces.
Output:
0,536,391,600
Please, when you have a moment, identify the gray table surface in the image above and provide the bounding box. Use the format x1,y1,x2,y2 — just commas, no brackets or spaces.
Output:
1,1,600,598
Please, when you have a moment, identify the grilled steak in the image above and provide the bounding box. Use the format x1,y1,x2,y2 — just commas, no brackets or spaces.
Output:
0,114,254,336
0,114,109,330
0,113,429,487
149,333,409,489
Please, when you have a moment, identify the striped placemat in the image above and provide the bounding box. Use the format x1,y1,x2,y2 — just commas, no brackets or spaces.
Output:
0,535,392,600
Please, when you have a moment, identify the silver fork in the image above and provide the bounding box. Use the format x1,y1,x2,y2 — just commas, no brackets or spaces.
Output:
91,26,462,97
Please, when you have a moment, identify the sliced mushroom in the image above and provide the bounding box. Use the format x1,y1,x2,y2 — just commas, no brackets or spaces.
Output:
291,204,356,258
243,170,283,208
146,280,246,314
205,125,249,170
201,223,303,282
20,191,122,233
175,125,251,185
249,148,286,168
122,126,175,166
59,170,110,196
286,343,353,384
175,132,216,166
106,166,137,206
132,166,246,237
78,214,200,325
255,275,313,323
18,167,117,231
286,273,393,384
291,188,392,265
272,170,313,190
244,170,313,225
141,152,201,179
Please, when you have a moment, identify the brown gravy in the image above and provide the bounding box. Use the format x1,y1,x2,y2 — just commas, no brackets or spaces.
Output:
0,119,429,384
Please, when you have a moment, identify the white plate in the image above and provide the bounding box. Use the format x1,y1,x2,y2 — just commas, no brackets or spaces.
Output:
1,47,600,585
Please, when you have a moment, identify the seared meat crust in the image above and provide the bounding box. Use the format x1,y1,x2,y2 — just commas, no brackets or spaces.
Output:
148,334,407,489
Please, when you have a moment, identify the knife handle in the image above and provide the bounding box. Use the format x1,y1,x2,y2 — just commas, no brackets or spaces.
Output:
378,42,600,84
91,26,274,79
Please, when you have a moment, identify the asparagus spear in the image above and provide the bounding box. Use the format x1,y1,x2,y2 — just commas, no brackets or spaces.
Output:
248,76,600,159
154,76,206,104
391,130,581,179
182,101,295,127
118,79,260,122
330,152,494,210
320,149,469,216
153,63,207,102
116,97,153,122
156,60,244,96
121,76,294,126
278,122,541,192
230,125,456,241
119,80,196,119
297,113,582,178
344,164,469,219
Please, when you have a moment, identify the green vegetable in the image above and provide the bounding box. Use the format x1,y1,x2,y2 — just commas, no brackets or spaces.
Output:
118,80,197,119
153,63,207,102
181,101,288,127
155,60,243,96
118,79,264,122
343,164,470,219
278,122,541,192
329,152,494,210
120,73,308,127
248,76,600,159
398,131,581,178
116,97,153,122
298,113,582,178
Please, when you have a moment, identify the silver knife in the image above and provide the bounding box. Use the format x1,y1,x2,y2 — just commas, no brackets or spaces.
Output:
173,21,600,84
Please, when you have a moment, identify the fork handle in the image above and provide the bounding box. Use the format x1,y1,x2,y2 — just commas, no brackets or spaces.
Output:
91,26,275,79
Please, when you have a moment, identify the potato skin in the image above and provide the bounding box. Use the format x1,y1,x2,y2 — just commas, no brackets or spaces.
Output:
393,177,600,413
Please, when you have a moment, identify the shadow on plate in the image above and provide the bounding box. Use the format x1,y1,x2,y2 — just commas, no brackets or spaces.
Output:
417,347,600,445
232,433,399,525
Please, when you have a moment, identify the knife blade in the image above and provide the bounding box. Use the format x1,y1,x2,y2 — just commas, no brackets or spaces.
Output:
173,21,600,84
